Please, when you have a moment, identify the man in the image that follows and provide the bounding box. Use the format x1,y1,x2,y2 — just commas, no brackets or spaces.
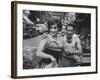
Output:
61,23,82,67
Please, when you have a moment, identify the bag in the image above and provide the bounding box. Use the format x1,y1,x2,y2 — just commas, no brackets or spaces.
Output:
23,47,41,69
72,55,82,64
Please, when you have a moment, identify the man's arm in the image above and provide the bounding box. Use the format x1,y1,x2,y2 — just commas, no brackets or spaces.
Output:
72,35,82,55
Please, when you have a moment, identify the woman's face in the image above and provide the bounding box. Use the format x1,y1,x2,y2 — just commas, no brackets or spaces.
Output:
50,24,58,37
61,26,66,36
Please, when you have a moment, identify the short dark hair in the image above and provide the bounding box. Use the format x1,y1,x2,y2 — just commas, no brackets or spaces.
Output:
47,16,62,31
66,23,75,30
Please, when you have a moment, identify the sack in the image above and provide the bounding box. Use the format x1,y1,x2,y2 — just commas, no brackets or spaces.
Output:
23,47,41,69
23,48,36,61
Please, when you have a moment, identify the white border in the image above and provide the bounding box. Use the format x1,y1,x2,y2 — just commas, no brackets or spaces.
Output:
17,3,96,76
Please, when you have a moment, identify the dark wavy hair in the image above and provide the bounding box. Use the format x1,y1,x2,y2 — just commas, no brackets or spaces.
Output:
47,16,62,32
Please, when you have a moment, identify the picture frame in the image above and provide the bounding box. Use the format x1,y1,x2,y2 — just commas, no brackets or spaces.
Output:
11,1,98,78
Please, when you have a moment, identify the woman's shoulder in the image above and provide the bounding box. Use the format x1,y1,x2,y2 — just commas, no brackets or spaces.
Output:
41,34,52,45
41,33,49,39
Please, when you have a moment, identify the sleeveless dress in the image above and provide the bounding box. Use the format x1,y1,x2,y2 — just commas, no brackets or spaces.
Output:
40,34,63,65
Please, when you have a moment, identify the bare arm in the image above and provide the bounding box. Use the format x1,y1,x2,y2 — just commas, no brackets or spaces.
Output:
36,38,56,61
72,35,82,55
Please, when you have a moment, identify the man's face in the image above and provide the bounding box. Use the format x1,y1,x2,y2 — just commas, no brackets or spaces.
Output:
66,26,73,37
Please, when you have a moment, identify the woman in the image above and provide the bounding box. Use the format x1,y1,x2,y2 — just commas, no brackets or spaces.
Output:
36,16,63,68
61,25,66,37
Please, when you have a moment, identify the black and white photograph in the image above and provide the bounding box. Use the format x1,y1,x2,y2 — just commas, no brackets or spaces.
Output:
23,10,91,69
11,1,97,78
